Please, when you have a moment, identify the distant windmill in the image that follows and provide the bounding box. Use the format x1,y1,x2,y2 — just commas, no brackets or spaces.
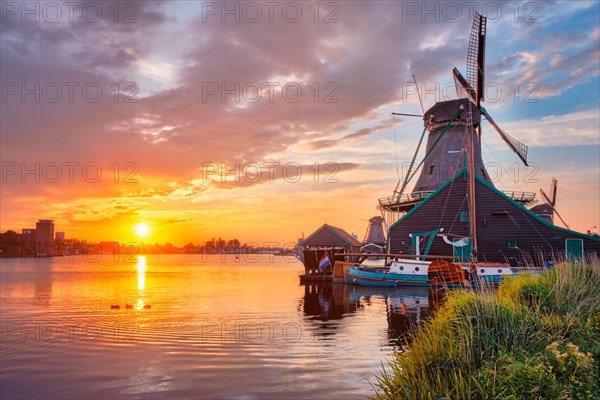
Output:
539,178,570,228
360,216,387,254
364,216,386,245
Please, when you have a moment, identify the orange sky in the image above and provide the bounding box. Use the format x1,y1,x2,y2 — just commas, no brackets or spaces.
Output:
1,2,599,246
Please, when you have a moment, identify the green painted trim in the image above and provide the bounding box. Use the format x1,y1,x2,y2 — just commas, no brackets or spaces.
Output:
389,169,466,230
566,238,584,262
389,168,600,243
474,173,600,243
459,210,470,222
453,237,472,262
410,228,443,256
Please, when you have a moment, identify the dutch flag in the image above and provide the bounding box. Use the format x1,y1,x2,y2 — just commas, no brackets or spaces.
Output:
318,252,331,272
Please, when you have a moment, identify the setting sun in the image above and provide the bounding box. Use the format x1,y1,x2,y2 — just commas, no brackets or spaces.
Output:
135,223,150,237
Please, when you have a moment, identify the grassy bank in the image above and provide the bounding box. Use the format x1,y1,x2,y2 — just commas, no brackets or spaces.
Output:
374,259,600,399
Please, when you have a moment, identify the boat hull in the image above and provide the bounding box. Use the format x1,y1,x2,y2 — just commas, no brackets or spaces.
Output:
345,264,511,288
345,267,430,287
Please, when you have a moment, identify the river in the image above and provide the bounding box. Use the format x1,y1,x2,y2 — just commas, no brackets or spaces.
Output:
0,254,440,399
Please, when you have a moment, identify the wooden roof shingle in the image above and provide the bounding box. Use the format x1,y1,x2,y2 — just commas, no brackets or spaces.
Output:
301,224,362,247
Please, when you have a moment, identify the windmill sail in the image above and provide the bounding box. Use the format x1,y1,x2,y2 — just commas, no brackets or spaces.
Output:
453,67,529,166
481,109,529,166
466,13,487,107
541,188,569,228
453,67,475,103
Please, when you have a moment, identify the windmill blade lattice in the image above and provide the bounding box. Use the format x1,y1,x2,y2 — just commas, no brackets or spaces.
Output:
452,67,475,102
452,67,529,166
481,109,529,166
541,188,569,228
466,13,487,106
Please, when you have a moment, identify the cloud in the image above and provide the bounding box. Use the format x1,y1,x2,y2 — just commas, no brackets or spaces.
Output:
486,7,600,101
303,122,391,150
490,109,600,148
1,1,598,240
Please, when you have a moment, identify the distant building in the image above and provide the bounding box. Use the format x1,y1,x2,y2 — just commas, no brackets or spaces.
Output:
35,219,55,256
300,224,362,275
21,228,35,254
22,228,36,243
98,241,120,254
55,232,65,241
361,216,387,254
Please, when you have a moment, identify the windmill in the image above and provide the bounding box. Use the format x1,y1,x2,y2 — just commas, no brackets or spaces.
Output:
379,12,537,228
379,11,600,266
539,178,569,228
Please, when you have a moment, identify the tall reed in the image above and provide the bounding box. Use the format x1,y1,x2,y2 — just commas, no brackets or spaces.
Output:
373,258,600,399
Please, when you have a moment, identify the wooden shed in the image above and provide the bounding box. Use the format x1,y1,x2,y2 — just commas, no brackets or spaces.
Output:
300,224,361,277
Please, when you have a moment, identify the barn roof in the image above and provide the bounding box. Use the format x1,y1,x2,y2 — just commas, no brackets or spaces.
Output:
301,224,362,247
390,169,600,243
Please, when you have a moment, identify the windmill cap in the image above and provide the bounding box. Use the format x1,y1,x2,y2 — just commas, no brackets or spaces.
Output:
424,98,481,128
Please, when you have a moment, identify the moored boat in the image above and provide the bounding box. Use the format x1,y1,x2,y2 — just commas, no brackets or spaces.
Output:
344,258,517,288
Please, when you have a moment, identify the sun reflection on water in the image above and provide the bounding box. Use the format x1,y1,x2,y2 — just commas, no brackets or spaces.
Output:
137,255,146,291
136,256,146,309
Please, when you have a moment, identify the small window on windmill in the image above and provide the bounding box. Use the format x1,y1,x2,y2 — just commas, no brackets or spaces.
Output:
460,210,470,222
508,240,517,249
429,165,435,175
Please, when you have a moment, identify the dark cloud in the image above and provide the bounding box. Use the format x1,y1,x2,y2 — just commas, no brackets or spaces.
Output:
304,122,391,150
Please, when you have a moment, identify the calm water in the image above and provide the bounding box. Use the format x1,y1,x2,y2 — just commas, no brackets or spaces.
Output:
0,254,438,399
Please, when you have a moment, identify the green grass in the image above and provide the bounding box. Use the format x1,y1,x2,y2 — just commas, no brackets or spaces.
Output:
373,258,600,400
